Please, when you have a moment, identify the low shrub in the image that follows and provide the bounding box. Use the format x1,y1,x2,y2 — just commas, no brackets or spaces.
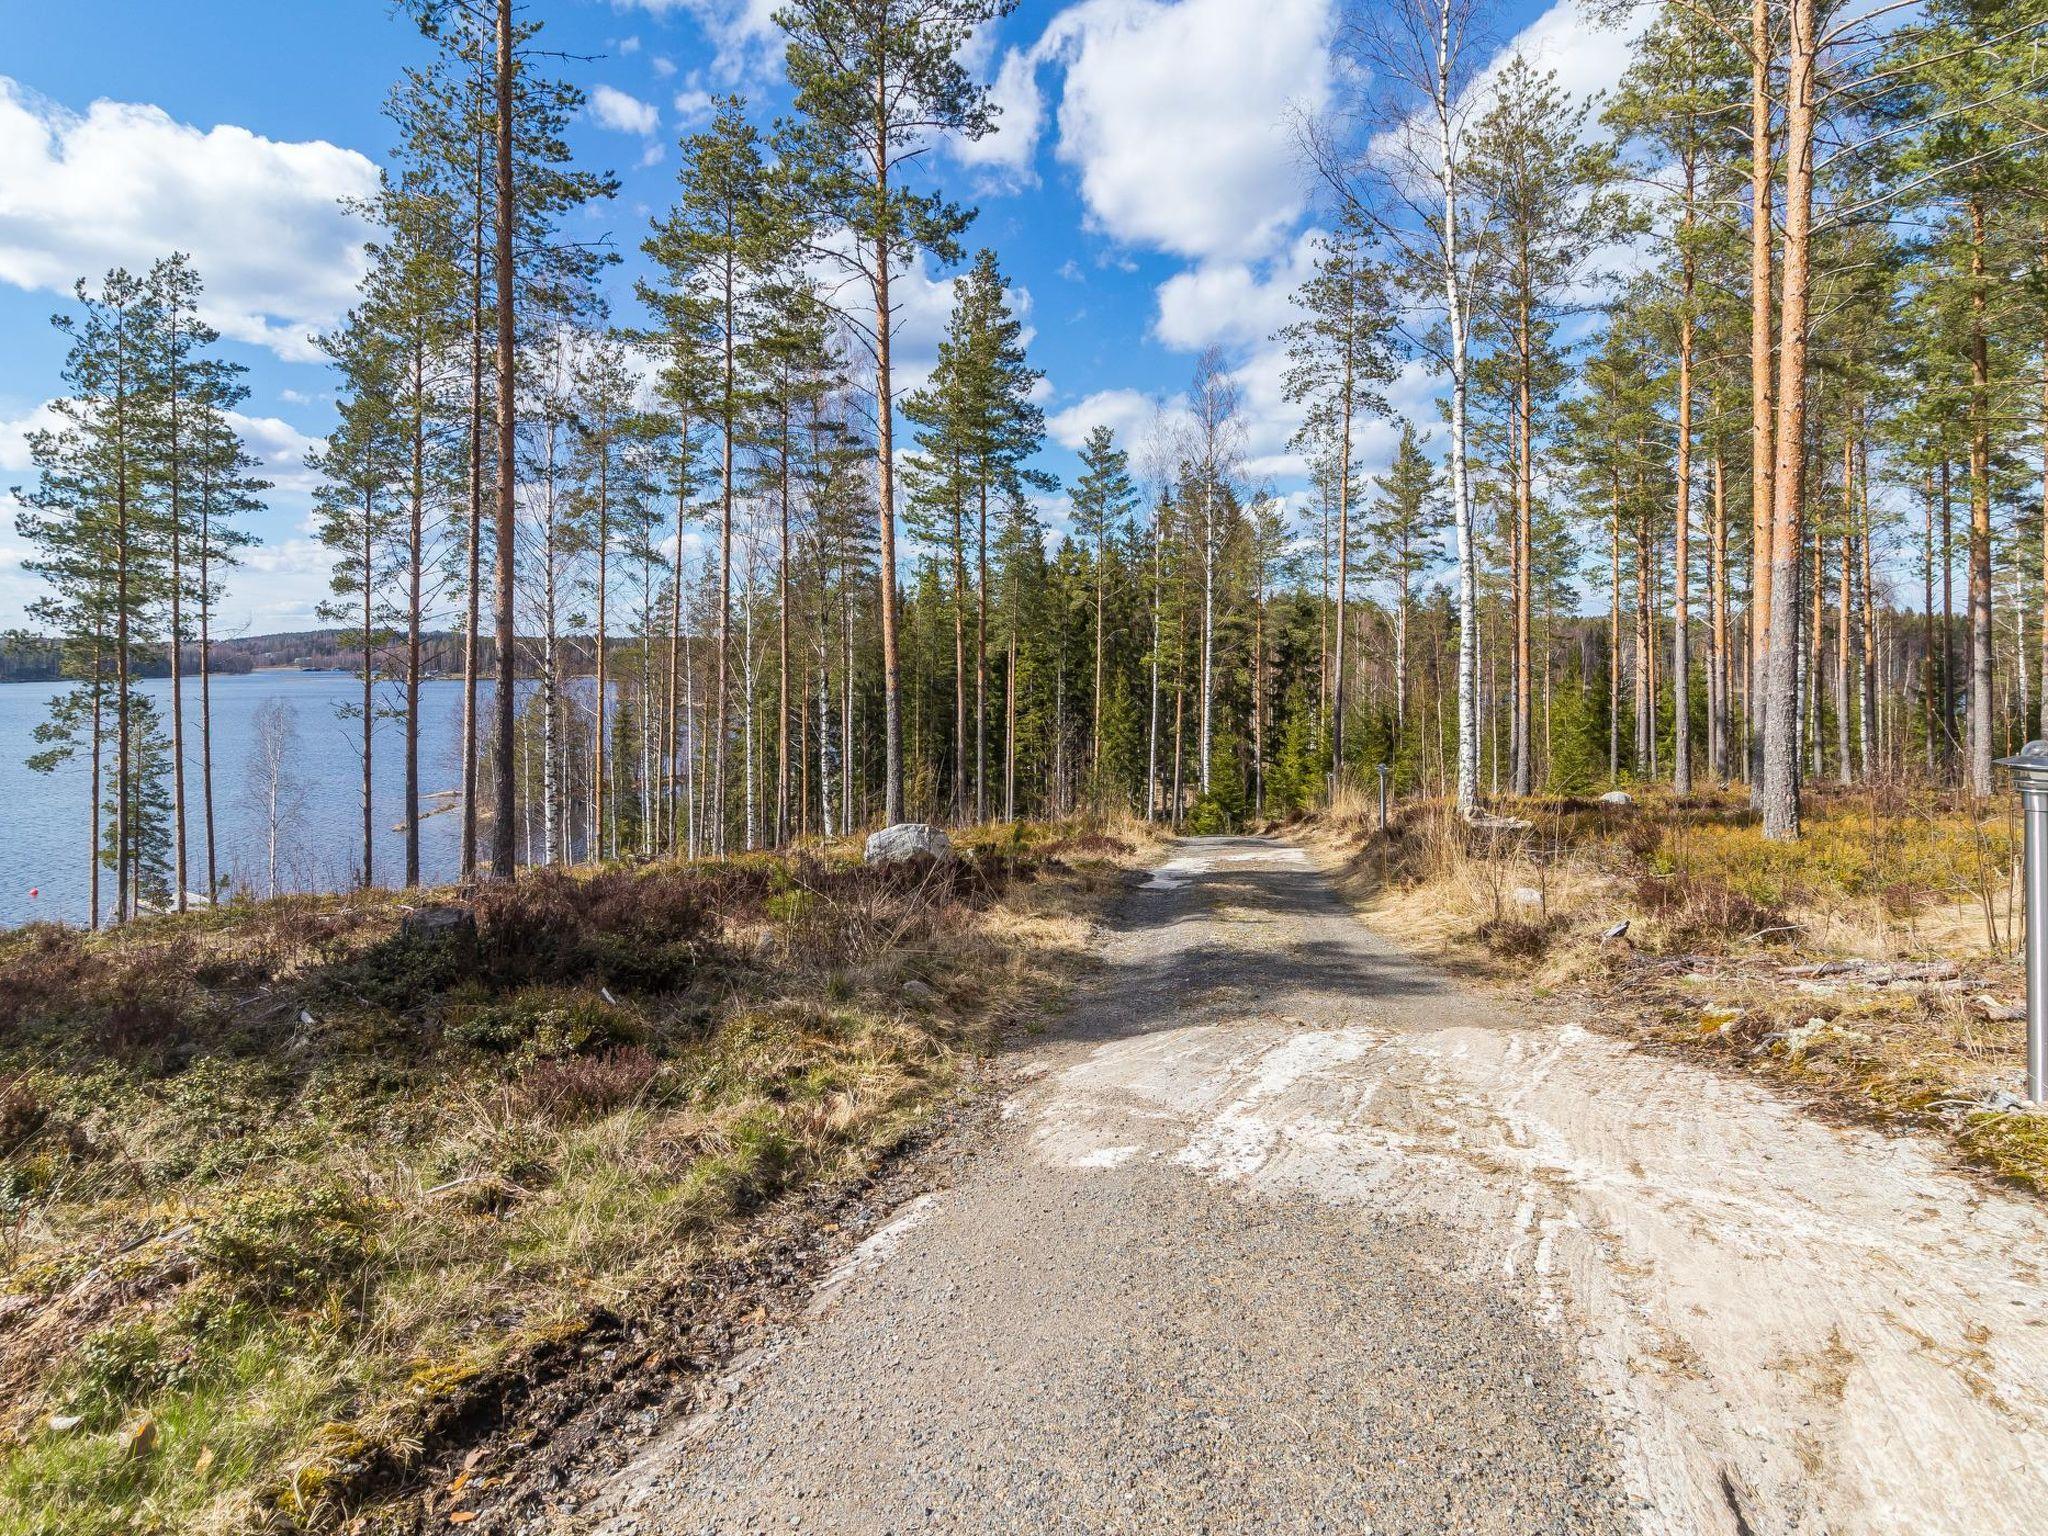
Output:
61,1321,193,1429
1473,916,1558,960
0,1073,46,1150
192,1182,379,1304
0,926,197,1054
472,867,720,992
512,1046,660,1121
1632,870,1790,950
445,987,640,1058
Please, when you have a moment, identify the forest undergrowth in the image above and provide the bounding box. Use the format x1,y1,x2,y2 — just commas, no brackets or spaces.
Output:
0,820,1153,1535
1304,784,2048,1194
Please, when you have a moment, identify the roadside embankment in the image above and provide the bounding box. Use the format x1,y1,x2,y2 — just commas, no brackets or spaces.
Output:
0,820,1151,1535
1297,786,2046,1191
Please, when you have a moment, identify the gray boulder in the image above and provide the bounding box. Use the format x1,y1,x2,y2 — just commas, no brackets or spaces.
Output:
1598,790,1634,807
401,903,477,944
863,822,954,865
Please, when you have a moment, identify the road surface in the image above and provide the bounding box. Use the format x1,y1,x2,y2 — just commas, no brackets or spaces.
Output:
569,836,2048,1535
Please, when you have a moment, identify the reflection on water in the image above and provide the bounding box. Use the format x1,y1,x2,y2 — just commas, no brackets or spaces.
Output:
0,672,478,928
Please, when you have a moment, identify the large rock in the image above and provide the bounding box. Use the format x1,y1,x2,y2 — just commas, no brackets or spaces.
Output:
1598,790,1634,807
864,823,954,865
401,903,477,945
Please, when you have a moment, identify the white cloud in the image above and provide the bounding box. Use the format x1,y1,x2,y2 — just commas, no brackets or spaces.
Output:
1026,0,1333,262
653,56,678,78
589,83,660,136
952,44,1047,178
617,35,642,55
0,399,62,474
1153,230,1322,351
0,78,377,363
227,410,324,496
0,515,42,626
1482,0,1641,116
803,235,1014,403
233,535,343,631
1049,388,1175,453
673,89,717,129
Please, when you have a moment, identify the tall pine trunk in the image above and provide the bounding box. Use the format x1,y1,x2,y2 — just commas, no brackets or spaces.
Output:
1746,0,1776,796
1760,0,1815,840
490,0,519,879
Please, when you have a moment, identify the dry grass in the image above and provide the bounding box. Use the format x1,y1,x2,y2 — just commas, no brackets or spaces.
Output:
1307,785,2045,1193
0,819,1153,1535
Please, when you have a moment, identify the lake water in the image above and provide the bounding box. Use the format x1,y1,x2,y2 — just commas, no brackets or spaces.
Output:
0,671,477,927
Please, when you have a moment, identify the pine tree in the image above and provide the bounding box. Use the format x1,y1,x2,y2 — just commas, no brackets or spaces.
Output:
311,311,406,889
1281,217,1394,795
1468,55,1622,797
16,269,162,924
357,164,465,885
647,99,776,853
188,369,265,902
1364,425,1445,757
776,0,1017,826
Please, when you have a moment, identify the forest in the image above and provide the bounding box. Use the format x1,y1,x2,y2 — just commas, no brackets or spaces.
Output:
9,0,2046,926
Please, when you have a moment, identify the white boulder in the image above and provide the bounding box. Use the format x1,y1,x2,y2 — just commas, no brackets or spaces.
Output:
1598,790,1634,807
864,822,954,865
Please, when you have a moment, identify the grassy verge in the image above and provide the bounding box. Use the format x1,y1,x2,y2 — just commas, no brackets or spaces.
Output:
1299,785,2048,1192
0,821,1151,1535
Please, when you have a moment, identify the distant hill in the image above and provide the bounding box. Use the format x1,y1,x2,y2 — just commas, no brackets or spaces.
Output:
0,630,640,684
0,630,470,684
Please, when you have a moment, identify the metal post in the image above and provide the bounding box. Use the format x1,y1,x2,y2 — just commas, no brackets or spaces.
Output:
1377,763,1390,834
1994,741,2048,1105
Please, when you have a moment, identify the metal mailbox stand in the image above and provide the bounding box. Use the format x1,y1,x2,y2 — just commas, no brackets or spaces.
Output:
1994,740,2048,1105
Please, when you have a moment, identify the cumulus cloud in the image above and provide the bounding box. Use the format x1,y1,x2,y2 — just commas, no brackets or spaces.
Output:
804,235,1031,404
1153,231,1324,351
2,398,320,495
952,44,1048,179
232,535,346,631
0,517,43,627
0,399,62,474
227,410,324,497
1481,0,1642,116
1024,0,1333,262
0,78,377,363
1048,387,1180,455
590,83,660,135
672,88,717,130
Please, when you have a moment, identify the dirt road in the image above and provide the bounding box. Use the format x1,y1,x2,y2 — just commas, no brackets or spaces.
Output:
565,836,2048,1535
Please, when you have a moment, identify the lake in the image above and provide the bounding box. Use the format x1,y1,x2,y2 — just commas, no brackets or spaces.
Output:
0,671,478,927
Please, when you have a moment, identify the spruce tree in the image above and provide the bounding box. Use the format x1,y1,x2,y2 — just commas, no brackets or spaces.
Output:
1069,425,1139,807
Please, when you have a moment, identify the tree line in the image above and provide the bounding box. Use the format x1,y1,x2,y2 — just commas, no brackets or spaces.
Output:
14,0,2048,927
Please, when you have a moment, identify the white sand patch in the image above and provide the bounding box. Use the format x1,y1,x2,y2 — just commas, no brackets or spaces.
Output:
1019,998,2048,1535
1073,1144,1141,1169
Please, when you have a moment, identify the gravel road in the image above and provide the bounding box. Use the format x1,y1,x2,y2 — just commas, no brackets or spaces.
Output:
565,836,2048,1536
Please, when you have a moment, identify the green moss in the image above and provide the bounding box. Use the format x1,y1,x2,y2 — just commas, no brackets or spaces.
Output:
1958,1111,2048,1193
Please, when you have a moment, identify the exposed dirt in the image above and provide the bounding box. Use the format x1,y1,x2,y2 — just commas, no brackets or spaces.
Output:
415,836,2048,1535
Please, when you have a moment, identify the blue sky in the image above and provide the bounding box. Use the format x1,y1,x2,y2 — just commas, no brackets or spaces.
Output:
0,0,1625,634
